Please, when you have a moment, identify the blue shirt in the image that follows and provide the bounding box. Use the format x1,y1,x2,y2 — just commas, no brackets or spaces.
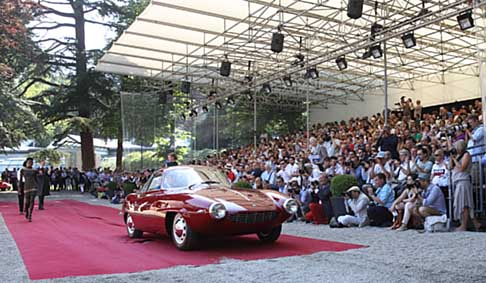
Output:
260,170,275,185
375,183,395,208
422,184,446,215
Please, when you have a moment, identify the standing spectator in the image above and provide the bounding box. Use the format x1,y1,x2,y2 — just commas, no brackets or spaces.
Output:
165,152,179,167
367,173,395,227
414,99,423,122
451,140,481,231
20,158,38,222
431,149,450,212
377,127,399,160
36,161,50,210
415,148,433,180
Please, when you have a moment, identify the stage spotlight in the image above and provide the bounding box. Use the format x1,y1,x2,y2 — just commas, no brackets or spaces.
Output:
361,49,372,59
215,101,222,109
401,33,416,48
227,96,235,105
457,10,474,31
370,45,383,59
202,106,209,113
335,57,347,71
283,76,293,87
305,67,319,79
347,0,364,19
220,60,231,77
271,32,284,53
180,80,191,94
262,83,272,94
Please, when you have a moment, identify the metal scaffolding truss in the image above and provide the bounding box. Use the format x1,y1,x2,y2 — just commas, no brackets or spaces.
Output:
96,0,486,108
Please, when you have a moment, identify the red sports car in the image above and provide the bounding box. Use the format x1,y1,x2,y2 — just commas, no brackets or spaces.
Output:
122,166,298,250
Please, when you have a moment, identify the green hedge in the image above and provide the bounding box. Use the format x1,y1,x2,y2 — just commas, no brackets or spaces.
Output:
232,180,253,189
122,182,137,195
330,175,358,197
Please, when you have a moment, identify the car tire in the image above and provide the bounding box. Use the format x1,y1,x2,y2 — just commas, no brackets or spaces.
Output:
257,225,282,243
126,214,143,238
172,213,198,250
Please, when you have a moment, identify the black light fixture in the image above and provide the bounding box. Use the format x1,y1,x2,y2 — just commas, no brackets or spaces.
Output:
262,83,272,94
457,10,474,31
227,96,235,105
215,101,222,109
401,32,416,48
347,0,364,19
370,22,384,40
283,75,293,88
335,57,347,71
370,44,383,59
220,55,231,77
271,26,284,53
305,67,319,79
202,106,209,113
246,93,253,101
180,80,191,94
361,49,372,59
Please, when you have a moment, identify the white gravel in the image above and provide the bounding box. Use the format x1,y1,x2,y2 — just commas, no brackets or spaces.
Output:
1,191,486,283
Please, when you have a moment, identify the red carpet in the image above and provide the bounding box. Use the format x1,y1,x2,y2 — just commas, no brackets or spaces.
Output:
0,200,365,280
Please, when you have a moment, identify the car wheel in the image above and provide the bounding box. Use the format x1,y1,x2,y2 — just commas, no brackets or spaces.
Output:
257,224,282,243
172,213,198,250
126,214,143,238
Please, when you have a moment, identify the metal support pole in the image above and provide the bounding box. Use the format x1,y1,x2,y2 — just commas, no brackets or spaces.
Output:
253,87,257,155
306,81,310,147
478,4,486,213
384,40,388,127
216,107,219,157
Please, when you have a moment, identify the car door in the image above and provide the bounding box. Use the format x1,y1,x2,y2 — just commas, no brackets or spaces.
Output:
132,173,165,233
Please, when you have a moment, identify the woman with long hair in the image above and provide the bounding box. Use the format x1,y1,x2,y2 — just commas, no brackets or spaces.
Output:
451,140,481,231
20,158,38,222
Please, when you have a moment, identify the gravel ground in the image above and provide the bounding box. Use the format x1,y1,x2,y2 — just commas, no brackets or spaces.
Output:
1,191,486,283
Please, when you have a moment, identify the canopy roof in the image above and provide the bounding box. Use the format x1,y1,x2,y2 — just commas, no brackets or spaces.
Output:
97,0,486,109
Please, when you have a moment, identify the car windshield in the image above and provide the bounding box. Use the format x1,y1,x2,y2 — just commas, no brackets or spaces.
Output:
162,167,230,190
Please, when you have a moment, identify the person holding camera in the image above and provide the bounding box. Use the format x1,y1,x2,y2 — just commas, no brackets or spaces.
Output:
394,149,416,189
451,140,481,231
335,186,370,227
413,175,447,224
367,173,395,227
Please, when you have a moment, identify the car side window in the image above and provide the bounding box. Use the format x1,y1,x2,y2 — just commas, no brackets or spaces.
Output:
162,170,190,189
148,175,163,191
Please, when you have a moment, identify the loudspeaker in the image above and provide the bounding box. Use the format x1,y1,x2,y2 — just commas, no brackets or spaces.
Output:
271,32,284,53
220,61,231,77
347,0,364,19
180,81,191,94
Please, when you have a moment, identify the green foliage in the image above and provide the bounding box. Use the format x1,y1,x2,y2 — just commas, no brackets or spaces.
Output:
123,150,163,171
232,180,253,189
28,149,65,166
330,175,358,197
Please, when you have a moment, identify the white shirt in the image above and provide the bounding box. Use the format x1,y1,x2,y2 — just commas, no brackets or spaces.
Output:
394,161,416,182
431,161,449,187
285,163,299,177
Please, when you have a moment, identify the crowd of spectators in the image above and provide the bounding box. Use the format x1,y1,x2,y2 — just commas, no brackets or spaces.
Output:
196,98,485,232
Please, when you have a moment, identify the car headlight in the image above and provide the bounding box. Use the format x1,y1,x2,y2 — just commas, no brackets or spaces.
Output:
209,203,227,219
283,199,299,214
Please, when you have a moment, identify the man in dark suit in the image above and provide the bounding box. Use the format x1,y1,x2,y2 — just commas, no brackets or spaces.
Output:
36,161,51,210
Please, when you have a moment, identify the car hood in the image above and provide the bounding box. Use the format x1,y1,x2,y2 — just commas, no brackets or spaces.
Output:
192,185,277,212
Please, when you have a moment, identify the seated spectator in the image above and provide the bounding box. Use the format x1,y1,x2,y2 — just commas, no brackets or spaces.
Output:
333,186,369,228
275,176,287,194
414,175,447,220
367,173,395,227
415,147,433,180
260,164,276,187
390,175,419,231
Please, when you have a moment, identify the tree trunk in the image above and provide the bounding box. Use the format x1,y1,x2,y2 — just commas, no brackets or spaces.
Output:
72,0,95,170
116,123,123,170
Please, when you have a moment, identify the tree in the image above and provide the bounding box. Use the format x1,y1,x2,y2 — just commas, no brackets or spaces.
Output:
22,0,148,170
0,1,42,149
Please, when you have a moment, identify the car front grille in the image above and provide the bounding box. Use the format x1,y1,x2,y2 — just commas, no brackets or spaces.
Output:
228,211,278,224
